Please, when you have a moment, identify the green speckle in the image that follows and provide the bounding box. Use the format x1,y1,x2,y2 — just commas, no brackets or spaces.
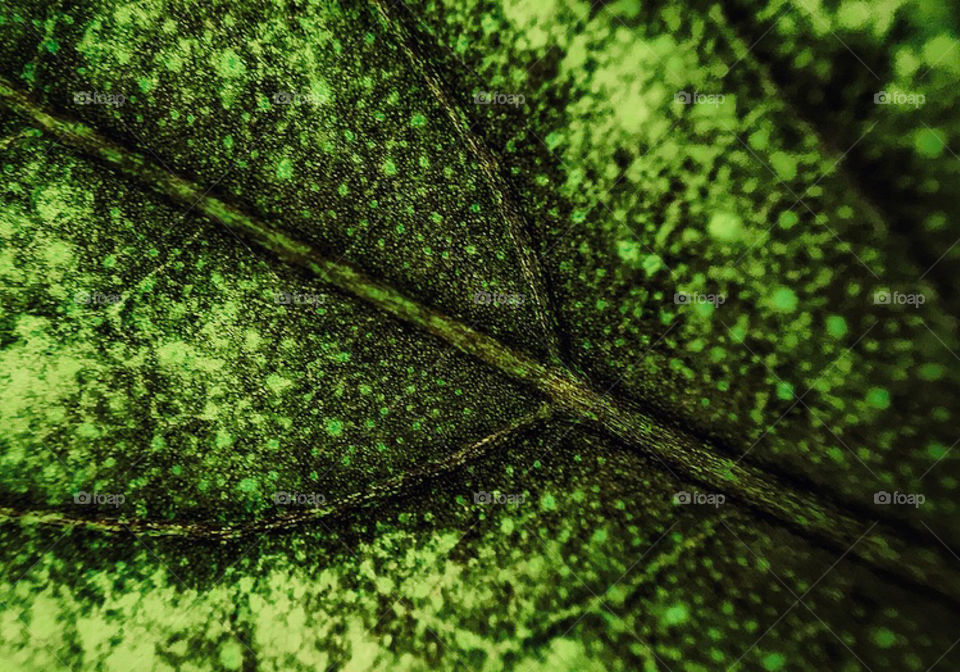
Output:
770,152,797,181
325,418,344,437
708,211,744,242
778,210,799,229
919,363,945,381
826,315,848,339
218,639,244,670
663,604,689,626
617,239,641,263
769,286,798,313
866,387,891,410
872,627,896,649
776,381,794,401
216,49,246,78
383,158,397,176
914,129,945,158
836,1,871,29
762,652,786,671
276,157,294,180
642,254,663,276
540,493,557,511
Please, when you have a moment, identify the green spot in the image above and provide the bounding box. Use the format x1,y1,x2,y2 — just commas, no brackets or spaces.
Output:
769,286,798,313
872,627,896,649
540,493,557,511
383,158,397,176
778,210,799,229
866,387,891,410
762,652,786,671
770,152,797,181
836,1,871,29
641,254,663,276
617,239,641,263
825,315,848,339
325,418,344,437
776,381,794,401
276,157,294,180
216,49,246,78
708,211,744,242
914,129,945,158
662,604,689,626
218,639,244,670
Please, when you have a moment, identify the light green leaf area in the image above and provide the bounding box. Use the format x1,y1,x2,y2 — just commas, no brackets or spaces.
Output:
0,0,959,670
3,426,957,671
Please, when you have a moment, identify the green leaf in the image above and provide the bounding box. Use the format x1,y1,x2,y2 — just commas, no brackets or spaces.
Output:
1,0,959,670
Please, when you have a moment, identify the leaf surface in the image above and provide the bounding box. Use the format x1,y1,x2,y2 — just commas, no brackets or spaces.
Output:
1,0,959,670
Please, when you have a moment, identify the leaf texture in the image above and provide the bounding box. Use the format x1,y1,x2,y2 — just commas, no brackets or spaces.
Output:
0,0,959,670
